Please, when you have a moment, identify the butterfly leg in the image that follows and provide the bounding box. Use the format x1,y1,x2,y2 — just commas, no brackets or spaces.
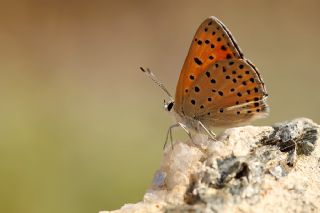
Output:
209,130,216,138
178,123,194,144
198,121,216,140
164,123,180,150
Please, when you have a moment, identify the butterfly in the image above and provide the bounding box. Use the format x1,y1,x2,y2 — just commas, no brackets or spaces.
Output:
141,16,268,147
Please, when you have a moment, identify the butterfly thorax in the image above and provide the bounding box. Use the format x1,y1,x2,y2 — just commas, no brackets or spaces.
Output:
171,108,204,134
165,100,200,132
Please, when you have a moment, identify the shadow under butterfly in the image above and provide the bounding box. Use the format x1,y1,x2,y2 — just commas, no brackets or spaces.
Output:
140,16,269,148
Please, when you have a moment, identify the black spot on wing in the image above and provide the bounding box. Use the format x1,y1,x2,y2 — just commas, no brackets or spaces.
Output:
194,57,203,65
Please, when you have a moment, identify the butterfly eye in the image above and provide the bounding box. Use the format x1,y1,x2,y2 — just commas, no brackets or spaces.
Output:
166,101,174,112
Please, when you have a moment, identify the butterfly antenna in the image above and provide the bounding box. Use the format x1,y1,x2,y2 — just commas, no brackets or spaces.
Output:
140,67,174,101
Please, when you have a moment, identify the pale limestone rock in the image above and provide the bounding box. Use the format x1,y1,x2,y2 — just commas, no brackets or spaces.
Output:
102,118,320,213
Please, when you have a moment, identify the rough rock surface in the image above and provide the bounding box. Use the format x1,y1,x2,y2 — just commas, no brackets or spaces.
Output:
102,118,320,213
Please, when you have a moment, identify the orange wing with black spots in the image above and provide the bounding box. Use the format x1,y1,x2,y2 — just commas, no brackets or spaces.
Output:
174,16,244,113
183,59,268,127
174,16,268,126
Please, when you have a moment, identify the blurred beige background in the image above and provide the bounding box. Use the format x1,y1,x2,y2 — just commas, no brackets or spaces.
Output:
0,0,319,212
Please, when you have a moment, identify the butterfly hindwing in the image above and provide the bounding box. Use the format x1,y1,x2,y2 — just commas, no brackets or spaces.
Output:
182,59,268,127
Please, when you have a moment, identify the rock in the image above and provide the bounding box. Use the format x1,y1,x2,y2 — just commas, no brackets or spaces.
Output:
101,118,320,213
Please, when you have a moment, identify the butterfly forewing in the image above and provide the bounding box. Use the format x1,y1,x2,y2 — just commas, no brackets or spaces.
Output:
174,17,243,113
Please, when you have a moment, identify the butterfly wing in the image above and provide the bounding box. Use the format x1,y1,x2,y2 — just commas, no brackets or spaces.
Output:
174,16,243,113
182,59,268,127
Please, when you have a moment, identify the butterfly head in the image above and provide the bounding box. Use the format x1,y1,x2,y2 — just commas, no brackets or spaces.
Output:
164,99,174,112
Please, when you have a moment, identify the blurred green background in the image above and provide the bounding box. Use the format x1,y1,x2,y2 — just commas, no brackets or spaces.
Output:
0,0,319,212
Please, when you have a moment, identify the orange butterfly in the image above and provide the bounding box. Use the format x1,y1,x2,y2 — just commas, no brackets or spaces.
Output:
141,16,268,147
